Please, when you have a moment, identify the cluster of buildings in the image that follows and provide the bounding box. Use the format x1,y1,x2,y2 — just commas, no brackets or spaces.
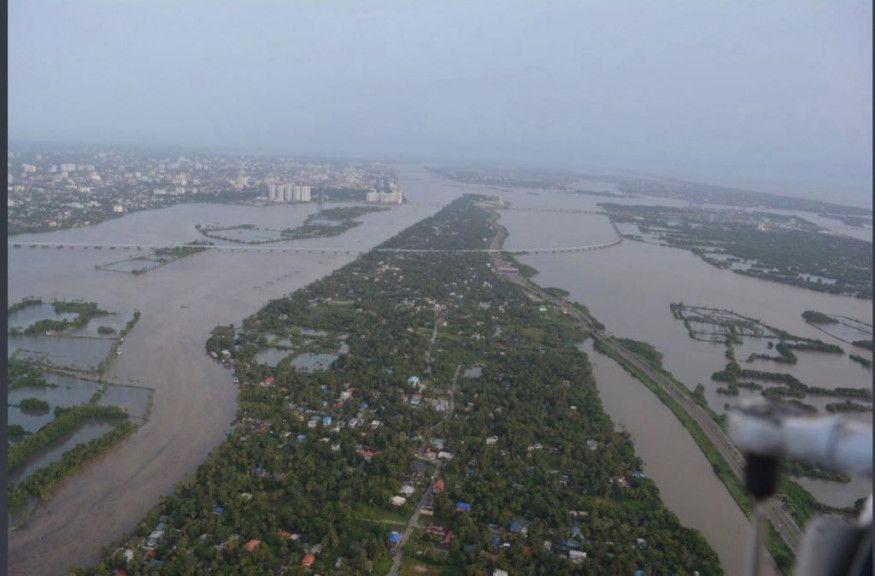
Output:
267,182,312,203
7,148,402,234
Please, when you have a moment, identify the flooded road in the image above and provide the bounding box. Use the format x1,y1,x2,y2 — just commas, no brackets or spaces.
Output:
6,166,464,575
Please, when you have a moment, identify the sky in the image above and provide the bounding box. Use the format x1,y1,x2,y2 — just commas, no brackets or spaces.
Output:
9,1,873,207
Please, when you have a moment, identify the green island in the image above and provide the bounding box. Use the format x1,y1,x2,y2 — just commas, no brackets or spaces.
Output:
801,310,836,325
18,397,51,413
603,204,872,298
825,400,872,414
96,241,213,275
81,196,720,575
282,206,390,240
198,206,389,244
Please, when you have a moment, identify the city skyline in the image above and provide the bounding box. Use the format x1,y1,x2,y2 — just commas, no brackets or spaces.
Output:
9,1,873,207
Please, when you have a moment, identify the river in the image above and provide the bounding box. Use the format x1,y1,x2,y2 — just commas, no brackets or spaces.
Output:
6,165,463,575
495,183,872,573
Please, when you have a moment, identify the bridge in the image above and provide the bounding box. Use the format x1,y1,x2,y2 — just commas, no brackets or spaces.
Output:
9,236,623,256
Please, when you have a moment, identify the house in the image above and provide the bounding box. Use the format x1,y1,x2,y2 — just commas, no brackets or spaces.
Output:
437,451,454,460
389,531,402,545
277,529,299,541
301,554,316,568
493,570,509,576
568,550,587,564
407,375,420,386
244,539,261,552
486,436,498,446
399,483,415,496
391,496,407,506
509,520,527,535
321,415,332,426
455,502,472,512
433,477,445,492
586,439,599,451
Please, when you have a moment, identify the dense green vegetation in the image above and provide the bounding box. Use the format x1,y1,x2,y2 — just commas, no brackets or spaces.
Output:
8,356,53,389
604,204,872,298
748,340,843,365
8,421,137,509
615,338,663,368
825,401,872,413
281,206,388,240
8,404,129,472
543,286,570,298
18,397,51,413
713,360,871,401
153,240,213,260
801,310,836,325
85,196,720,575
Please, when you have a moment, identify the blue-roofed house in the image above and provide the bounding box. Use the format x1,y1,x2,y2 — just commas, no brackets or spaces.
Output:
389,531,402,544
455,502,472,512
322,415,332,426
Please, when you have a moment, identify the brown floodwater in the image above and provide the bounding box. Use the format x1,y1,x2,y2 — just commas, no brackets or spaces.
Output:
497,186,871,571
582,339,778,576
6,165,464,575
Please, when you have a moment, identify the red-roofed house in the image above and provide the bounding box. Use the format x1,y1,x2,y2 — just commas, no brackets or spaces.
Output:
302,554,316,568
244,539,261,552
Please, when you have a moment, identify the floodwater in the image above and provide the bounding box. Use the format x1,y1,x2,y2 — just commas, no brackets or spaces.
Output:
9,420,120,485
97,385,152,422
255,347,291,367
9,335,115,371
6,165,465,575
290,352,339,372
496,185,872,558
8,303,78,329
8,373,102,433
582,339,773,576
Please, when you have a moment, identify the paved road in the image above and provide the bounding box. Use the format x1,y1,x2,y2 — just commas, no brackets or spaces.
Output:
388,365,461,576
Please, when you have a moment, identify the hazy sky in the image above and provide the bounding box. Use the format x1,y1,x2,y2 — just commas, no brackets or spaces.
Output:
9,1,873,206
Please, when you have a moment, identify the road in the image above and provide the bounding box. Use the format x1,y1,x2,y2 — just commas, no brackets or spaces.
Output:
388,365,461,576
10,239,623,255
